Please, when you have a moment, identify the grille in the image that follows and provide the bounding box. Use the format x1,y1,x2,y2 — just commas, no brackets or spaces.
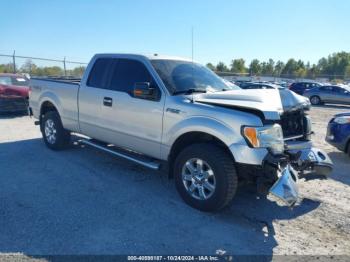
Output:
280,110,305,138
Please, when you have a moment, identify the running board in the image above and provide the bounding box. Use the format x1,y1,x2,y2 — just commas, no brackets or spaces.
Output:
79,139,161,170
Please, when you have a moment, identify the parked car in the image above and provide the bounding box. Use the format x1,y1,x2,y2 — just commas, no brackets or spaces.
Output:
29,54,333,211
326,112,350,156
239,82,282,90
303,85,350,105
233,80,250,88
0,73,30,113
289,82,323,95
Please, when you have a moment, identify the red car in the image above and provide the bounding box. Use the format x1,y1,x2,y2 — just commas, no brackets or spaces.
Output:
0,73,30,113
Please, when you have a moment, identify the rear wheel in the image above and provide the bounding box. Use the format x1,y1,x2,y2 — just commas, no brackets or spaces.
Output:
41,111,70,150
310,95,321,105
174,143,237,212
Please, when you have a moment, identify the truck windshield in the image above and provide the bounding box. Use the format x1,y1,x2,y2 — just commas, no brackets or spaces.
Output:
151,59,236,94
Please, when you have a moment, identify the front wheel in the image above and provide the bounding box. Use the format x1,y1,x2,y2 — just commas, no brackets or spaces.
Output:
41,111,71,150
310,95,321,105
174,143,238,212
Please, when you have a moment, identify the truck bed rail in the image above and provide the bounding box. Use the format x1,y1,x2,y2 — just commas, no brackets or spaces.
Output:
30,77,81,85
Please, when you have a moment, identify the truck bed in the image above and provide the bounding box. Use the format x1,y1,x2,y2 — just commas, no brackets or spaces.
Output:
29,77,80,132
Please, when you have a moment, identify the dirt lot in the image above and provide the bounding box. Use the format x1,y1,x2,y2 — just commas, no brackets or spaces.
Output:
0,105,349,258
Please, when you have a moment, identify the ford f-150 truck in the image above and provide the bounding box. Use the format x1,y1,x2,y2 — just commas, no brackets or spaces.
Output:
29,54,333,211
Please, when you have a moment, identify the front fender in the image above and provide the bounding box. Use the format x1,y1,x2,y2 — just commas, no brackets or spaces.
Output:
163,115,269,165
164,116,240,147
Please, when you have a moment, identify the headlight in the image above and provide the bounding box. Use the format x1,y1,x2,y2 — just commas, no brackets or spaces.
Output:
333,116,350,124
243,124,284,154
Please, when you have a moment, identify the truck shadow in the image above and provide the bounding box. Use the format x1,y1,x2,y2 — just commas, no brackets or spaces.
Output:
0,137,320,257
213,185,320,256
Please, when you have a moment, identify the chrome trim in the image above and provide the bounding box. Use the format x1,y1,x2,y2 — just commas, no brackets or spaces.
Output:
284,134,304,141
80,139,160,170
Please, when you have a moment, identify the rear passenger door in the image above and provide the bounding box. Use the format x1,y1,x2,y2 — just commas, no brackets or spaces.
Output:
318,86,333,102
78,58,114,138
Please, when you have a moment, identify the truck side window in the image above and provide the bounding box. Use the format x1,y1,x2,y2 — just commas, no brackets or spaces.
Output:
87,58,114,89
109,59,154,95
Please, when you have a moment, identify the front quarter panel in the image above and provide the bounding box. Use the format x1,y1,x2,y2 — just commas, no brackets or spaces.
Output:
161,97,268,165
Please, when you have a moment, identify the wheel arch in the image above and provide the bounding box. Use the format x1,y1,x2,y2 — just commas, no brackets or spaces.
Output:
39,99,61,132
167,131,234,178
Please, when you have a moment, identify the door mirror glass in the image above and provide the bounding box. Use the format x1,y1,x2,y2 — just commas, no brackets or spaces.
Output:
133,82,158,100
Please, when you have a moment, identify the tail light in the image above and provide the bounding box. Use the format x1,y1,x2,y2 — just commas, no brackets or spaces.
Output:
0,85,5,97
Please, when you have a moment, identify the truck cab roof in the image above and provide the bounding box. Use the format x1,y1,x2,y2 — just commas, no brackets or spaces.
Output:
93,53,194,62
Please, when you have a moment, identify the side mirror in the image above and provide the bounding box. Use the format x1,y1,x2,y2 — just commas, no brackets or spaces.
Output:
133,82,158,100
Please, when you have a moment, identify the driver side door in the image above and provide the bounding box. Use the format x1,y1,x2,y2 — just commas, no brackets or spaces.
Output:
100,58,165,159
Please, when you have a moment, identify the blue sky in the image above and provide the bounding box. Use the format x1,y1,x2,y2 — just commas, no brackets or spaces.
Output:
1,0,349,66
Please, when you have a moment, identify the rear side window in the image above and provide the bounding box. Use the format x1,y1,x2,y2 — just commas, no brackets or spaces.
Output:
332,86,343,93
87,58,114,89
320,86,332,91
292,83,302,89
109,59,152,94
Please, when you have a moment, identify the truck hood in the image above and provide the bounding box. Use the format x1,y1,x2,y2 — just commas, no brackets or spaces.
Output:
194,89,310,120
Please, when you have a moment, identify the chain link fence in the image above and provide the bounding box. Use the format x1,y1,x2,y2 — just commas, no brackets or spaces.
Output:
0,51,87,78
1,52,349,84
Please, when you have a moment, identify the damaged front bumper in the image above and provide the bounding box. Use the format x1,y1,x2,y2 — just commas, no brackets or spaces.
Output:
264,143,333,206
286,142,333,177
269,165,299,206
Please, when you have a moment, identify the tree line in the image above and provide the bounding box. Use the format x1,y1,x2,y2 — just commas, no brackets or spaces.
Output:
206,51,350,79
1,52,350,80
0,59,86,77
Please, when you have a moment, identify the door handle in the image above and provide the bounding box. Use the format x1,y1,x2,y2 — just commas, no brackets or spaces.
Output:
103,97,113,107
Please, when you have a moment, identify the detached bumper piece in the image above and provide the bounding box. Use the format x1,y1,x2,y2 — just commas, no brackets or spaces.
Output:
289,147,333,177
269,165,299,206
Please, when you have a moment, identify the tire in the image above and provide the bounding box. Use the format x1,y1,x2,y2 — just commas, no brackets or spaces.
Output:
41,111,71,150
310,95,321,105
174,143,238,212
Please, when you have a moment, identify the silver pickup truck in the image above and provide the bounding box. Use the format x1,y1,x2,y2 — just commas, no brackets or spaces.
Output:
29,54,333,211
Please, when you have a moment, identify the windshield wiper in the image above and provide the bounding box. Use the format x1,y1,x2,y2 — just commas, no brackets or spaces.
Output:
172,88,207,95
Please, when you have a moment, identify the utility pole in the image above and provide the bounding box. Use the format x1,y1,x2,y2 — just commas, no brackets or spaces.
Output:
12,50,16,73
63,56,67,77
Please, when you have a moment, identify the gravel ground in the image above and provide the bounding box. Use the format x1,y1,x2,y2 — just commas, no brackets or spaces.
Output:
0,105,349,258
